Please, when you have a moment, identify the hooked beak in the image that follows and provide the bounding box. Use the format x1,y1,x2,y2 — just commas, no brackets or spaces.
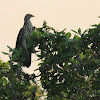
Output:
32,15,35,17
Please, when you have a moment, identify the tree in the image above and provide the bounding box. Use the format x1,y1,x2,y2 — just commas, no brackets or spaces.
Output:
1,21,100,100
0,57,44,100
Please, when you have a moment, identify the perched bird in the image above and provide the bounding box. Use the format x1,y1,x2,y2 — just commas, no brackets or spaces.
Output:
15,14,34,67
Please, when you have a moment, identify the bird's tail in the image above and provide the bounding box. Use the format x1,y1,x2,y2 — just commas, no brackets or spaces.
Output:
24,52,31,68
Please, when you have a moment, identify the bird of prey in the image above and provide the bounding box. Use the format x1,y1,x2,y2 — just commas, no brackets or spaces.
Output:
15,14,34,67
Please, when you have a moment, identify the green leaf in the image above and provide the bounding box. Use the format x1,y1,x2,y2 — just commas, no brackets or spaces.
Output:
7,45,13,52
32,79,36,84
83,29,88,34
61,28,66,34
71,29,78,34
37,54,41,57
2,52,9,55
66,32,71,38
78,28,81,35
43,20,47,28
91,24,98,27
80,54,84,59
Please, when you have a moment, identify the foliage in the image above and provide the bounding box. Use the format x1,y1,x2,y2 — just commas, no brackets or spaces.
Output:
30,21,100,100
0,58,44,99
1,21,100,100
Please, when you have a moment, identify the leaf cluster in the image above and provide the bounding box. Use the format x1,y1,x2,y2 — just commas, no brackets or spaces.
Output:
29,22,100,99
1,50,44,100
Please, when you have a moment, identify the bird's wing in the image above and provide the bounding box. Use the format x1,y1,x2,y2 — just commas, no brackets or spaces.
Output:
24,52,31,67
16,28,25,49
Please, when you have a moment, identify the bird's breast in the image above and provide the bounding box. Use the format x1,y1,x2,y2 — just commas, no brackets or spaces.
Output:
23,21,33,36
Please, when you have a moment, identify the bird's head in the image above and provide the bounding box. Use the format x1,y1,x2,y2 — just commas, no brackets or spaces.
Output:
24,14,34,22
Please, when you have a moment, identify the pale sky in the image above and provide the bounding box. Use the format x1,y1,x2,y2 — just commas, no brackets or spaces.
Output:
0,0,100,74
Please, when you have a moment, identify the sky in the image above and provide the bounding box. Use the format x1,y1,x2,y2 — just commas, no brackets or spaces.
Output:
0,0,100,74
